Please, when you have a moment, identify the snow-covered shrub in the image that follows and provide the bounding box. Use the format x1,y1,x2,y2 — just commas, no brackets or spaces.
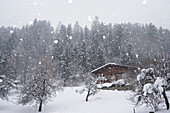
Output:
97,79,126,89
131,68,169,111
115,79,126,87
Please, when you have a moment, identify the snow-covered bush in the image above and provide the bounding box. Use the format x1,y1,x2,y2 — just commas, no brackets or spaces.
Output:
96,79,126,89
131,68,169,111
115,79,126,87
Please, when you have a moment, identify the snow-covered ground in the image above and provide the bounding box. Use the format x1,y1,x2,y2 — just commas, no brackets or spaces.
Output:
0,87,169,113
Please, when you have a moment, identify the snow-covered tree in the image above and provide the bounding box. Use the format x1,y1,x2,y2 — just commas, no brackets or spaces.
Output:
0,35,19,100
0,58,17,99
78,73,99,102
18,56,63,112
131,68,169,111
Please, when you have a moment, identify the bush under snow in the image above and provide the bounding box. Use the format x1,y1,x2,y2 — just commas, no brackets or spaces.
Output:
131,68,169,111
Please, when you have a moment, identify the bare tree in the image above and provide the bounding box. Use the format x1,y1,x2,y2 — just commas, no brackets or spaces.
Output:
18,56,63,112
78,73,99,102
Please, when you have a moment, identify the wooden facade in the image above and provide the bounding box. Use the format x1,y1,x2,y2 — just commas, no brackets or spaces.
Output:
91,63,138,83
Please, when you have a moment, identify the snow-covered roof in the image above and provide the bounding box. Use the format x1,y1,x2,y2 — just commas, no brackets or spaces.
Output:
91,63,137,73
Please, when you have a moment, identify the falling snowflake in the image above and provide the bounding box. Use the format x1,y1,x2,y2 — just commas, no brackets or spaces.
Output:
103,35,106,39
38,13,41,16
136,54,139,58
88,16,92,22
10,30,14,34
20,38,23,41
29,21,33,25
39,61,41,65
68,0,72,4
142,0,147,5
13,25,17,28
54,40,58,44
33,2,38,6
69,36,72,40
51,31,54,34
0,79,2,83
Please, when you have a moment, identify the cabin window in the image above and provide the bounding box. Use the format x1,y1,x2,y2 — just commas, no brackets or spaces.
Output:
113,68,120,71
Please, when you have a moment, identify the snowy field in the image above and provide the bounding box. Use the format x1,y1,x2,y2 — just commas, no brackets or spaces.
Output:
0,87,170,113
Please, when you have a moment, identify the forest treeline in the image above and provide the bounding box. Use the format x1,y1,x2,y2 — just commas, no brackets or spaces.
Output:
0,17,170,87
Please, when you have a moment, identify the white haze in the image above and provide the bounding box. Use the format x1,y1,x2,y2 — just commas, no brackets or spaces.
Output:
0,0,170,29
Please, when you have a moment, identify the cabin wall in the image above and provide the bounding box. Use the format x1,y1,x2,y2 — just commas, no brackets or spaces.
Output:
93,65,137,83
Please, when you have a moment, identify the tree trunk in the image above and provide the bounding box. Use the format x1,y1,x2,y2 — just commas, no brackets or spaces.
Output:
38,80,46,112
85,89,90,102
38,100,43,112
162,88,169,110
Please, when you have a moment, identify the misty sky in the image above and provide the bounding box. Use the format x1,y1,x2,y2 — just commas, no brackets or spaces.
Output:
0,0,170,29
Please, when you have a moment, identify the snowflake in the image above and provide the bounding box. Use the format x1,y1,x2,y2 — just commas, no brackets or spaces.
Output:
33,2,38,6
142,0,147,5
10,30,14,34
68,0,73,4
38,13,41,16
69,36,72,40
103,36,106,39
13,25,17,28
54,40,58,44
29,21,33,25
39,61,41,65
88,16,92,22
136,54,138,58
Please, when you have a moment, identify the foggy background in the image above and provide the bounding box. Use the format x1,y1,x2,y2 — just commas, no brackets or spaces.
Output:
0,0,170,29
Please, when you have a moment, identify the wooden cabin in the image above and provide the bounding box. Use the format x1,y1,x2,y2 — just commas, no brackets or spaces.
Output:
91,63,138,83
